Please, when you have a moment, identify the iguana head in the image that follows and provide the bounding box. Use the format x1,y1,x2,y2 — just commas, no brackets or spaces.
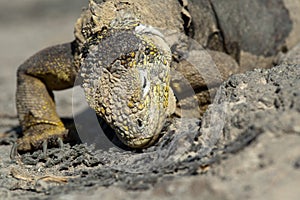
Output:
80,26,175,148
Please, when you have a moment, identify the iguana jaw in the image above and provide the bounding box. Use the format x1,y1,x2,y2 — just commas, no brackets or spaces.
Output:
120,131,160,149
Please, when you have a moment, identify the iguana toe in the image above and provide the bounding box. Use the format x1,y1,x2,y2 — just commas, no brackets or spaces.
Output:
14,124,68,154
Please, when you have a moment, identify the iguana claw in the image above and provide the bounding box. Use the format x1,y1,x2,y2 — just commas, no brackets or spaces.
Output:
42,140,48,157
57,138,64,149
10,142,20,160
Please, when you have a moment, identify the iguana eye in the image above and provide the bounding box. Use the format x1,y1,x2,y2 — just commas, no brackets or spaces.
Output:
139,69,150,98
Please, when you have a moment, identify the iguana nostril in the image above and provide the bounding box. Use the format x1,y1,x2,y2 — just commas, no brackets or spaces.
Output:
137,119,143,128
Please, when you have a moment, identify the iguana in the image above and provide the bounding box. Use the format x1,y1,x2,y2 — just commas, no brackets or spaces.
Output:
12,0,238,156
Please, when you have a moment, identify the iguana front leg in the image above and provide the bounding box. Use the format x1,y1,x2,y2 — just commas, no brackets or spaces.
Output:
14,42,78,154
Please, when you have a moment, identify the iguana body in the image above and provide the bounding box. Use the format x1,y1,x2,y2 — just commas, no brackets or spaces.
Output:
14,0,236,153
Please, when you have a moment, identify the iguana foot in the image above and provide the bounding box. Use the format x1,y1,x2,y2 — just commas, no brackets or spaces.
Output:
10,124,68,159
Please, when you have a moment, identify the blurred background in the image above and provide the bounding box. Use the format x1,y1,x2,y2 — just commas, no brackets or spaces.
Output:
0,0,88,118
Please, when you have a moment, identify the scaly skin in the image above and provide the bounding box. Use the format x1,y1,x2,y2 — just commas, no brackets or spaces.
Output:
15,43,77,152
14,0,238,154
80,29,175,148
14,0,183,153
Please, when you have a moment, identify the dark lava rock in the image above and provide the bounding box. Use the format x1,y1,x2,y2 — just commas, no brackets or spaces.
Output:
188,0,300,70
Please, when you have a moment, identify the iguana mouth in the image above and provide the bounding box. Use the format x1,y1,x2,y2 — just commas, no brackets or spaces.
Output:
124,134,160,148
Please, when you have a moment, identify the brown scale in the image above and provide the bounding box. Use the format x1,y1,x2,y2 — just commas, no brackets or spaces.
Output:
118,51,138,68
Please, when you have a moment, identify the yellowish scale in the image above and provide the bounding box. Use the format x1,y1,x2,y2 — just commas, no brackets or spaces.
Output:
127,100,135,108
123,126,129,131
130,52,135,58
163,85,169,108
138,103,144,110
156,84,161,94
163,59,167,65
